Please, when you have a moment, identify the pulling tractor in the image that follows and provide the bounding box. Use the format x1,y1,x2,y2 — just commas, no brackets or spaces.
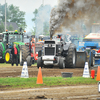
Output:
37,34,77,69
0,30,34,66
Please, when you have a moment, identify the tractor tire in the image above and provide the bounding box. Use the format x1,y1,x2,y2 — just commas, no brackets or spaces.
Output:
20,45,30,66
0,49,4,63
26,56,32,66
5,49,12,63
0,44,4,63
59,58,65,69
89,50,95,67
65,44,77,68
37,57,42,68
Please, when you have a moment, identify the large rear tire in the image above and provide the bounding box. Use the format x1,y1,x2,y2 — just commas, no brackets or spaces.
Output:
65,44,77,68
20,45,30,66
0,49,4,63
5,49,12,63
0,44,4,63
89,50,95,67
59,58,65,69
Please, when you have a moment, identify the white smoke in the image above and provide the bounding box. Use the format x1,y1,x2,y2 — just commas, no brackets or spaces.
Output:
50,0,100,37
35,5,51,37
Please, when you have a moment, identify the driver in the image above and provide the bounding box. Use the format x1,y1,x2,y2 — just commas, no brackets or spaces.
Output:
57,35,63,41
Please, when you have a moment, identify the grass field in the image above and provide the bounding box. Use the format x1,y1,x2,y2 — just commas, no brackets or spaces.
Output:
0,77,98,90
0,63,37,67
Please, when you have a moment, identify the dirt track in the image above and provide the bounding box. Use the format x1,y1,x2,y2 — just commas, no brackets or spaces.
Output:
0,85,100,100
0,65,99,100
0,65,85,77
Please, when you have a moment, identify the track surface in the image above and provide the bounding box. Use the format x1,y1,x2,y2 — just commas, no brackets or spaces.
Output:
0,65,85,77
0,65,99,100
0,85,100,100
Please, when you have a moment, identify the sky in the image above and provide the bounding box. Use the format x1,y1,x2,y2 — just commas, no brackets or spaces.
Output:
0,0,58,32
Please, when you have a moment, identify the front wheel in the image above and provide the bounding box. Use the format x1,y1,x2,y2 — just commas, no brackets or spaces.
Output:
26,56,32,66
5,49,12,63
37,57,42,68
59,58,65,69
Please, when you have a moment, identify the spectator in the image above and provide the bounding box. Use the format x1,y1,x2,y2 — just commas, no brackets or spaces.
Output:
11,44,18,66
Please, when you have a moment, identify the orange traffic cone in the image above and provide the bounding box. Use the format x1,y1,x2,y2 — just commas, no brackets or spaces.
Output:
36,67,43,84
96,66,100,81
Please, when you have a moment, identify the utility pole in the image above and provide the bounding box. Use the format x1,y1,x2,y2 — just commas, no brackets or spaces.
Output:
5,0,6,32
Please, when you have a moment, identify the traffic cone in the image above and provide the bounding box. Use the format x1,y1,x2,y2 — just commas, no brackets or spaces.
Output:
96,66,100,81
36,67,43,84
21,62,29,78
83,62,90,78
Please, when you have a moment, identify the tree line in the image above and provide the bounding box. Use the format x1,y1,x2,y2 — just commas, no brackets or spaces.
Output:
0,3,50,36
0,3,26,33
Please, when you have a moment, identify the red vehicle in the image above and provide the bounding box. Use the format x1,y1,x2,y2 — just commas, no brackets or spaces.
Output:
25,40,43,62
24,35,44,63
31,42,43,61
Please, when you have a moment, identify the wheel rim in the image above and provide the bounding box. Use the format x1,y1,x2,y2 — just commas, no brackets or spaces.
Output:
5,53,10,62
73,50,75,65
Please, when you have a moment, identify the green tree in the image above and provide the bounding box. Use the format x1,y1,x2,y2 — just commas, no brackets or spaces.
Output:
8,24,14,31
43,21,49,35
32,5,51,36
8,4,26,30
31,27,36,35
0,3,26,31
0,3,9,22
32,9,38,22
31,9,38,35
0,21,4,33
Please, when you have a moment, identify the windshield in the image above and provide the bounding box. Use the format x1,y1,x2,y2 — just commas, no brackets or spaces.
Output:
8,34,23,43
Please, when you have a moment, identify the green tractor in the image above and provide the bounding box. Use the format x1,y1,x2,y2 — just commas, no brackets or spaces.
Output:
0,30,34,66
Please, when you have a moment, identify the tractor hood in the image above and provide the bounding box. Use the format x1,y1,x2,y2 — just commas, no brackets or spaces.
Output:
14,42,25,45
84,33,100,39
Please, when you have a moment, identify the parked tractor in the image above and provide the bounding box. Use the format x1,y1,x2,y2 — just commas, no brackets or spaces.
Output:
37,34,77,69
31,42,43,61
0,30,34,66
25,36,43,62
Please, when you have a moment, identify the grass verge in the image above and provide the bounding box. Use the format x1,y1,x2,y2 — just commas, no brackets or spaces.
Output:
0,77,98,90
0,63,37,67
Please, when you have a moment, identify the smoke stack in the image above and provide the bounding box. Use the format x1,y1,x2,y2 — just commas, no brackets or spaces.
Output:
50,31,53,40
